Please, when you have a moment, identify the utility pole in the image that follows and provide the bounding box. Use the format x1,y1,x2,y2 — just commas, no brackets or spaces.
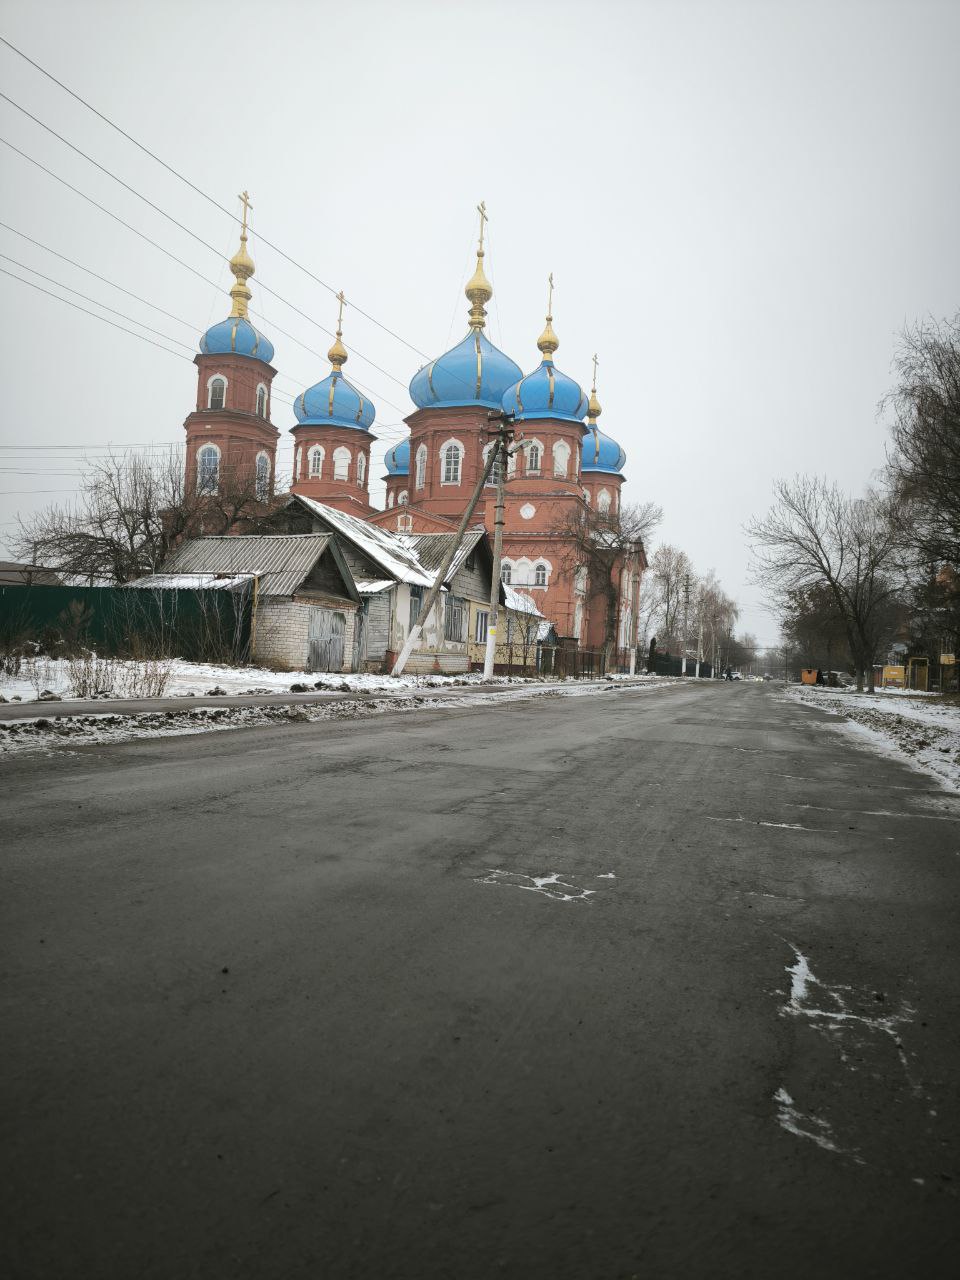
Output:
695,612,703,679
679,571,690,676
391,437,501,677
482,417,513,680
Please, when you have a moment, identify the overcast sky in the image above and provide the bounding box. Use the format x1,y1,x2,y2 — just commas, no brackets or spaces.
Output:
1,0,957,644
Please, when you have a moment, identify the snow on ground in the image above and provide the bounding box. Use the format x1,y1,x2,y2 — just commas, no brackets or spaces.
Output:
787,685,960,793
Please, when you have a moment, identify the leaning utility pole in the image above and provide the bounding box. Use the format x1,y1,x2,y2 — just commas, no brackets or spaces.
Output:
391,440,500,677
482,415,514,679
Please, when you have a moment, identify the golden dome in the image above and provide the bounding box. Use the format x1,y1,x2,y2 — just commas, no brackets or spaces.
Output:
587,352,601,421
328,291,348,371
537,315,559,359
228,191,256,319
465,249,493,331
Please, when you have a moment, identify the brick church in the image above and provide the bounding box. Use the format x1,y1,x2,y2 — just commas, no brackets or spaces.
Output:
184,200,646,654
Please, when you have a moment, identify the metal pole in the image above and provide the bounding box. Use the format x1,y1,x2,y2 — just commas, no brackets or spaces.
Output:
483,429,507,680
391,434,501,677
679,572,690,676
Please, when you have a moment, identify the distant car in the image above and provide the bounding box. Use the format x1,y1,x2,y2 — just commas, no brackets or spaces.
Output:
731,671,743,680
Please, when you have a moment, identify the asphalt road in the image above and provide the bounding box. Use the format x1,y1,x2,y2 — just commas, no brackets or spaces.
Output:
3,682,959,1280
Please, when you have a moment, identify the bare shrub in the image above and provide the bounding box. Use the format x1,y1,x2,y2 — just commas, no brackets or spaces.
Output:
120,658,172,699
67,652,122,699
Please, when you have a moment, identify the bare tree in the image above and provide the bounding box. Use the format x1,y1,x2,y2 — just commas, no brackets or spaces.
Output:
643,545,693,651
747,475,902,692
15,449,271,585
554,499,662,666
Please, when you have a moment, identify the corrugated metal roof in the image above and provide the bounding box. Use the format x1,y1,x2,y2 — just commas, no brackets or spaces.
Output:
405,530,486,584
161,534,334,597
129,573,253,592
292,497,434,586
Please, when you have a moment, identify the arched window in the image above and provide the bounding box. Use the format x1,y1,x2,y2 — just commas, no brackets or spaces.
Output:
357,453,366,487
500,563,512,584
415,443,427,489
553,440,571,478
526,442,542,474
207,376,226,410
255,452,270,501
256,384,268,418
398,490,409,506
597,488,611,514
441,439,463,485
387,490,395,509
583,489,591,504
482,441,500,487
197,443,220,493
534,563,548,587
309,445,324,478
333,446,350,481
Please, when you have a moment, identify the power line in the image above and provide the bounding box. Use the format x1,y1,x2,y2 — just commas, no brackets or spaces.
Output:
0,97,412,393
0,33,431,361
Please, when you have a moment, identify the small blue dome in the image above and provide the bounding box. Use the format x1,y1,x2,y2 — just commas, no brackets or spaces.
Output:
200,316,275,365
294,371,375,431
385,439,409,475
410,330,522,410
502,359,588,424
582,427,626,473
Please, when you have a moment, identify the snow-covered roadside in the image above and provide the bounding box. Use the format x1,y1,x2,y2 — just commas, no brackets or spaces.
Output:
786,686,960,793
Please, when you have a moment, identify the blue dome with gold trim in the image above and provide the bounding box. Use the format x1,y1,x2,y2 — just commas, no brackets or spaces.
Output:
385,439,409,475
410,330,522,410
200,316,275,364
502,359,588,424
294,370,375,431
582,426,626,473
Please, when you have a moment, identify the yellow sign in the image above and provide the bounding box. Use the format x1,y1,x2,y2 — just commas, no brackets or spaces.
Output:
881,665,905,688
942,653,956,665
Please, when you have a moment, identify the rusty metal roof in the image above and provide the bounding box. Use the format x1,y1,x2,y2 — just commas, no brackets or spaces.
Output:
161,534,339,598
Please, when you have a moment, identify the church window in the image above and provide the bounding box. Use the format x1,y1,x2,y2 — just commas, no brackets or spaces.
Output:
208,376,226,410
397,512,413,532
500,563,512,584
333,446,350,481
256,384,268,418
397,490,409,506
534,563,548,587
197,443,220,493
387,490,395,509
597,488,611,514
553,440,570,478
255,452,270,501
415,444,427,489
483,441,502,487
357,453,366,487
441,439,463,485
309,445,324,478
526,442,541,474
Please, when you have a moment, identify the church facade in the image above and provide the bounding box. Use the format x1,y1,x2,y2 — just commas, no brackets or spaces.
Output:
184,201,646,658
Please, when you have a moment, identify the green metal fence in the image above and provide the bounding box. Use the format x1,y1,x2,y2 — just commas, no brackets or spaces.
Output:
0,584,251,663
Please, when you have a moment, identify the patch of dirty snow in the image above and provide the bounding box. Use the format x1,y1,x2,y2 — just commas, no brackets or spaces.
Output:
476,869,597,902
773,1088,859,1160
786,686,960,793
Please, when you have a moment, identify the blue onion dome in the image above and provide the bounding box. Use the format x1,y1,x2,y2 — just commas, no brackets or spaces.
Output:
409,242,522,410
199,215,275,364
293,312,376,431
581,389,626,473
384,439,410,475
500,297,588,424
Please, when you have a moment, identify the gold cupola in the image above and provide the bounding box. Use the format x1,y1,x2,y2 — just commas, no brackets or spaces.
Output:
465,200,493,331
327,291,348,371
537,272,559,360
587,353,602,423
228,190,256,320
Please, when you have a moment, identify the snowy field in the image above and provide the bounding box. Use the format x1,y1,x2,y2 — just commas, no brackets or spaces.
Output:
787,685,960,793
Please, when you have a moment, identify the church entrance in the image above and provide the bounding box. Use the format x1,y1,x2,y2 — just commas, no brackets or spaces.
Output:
307,607,346,672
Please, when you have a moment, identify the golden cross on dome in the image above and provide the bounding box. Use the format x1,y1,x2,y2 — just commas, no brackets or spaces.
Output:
336,289,346,334
592,351,599,391
238,190,253,241
547,272,554,317
477,200,488,253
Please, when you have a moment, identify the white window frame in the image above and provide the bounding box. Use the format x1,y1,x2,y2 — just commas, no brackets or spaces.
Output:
397,490,409,506
597,488,612,514
440,438,464,486
500,560,513,585
255,383,268,418
475,610,489,644
533,562,548,588
387,490,395,509
196,442,220,494
525,438,544,476
397,512,413,532
415,443,427,489
357,453,366,487
309,445,325,478
552,439,571,479
255,451,270,501
333,445,351,481
207,374,227,411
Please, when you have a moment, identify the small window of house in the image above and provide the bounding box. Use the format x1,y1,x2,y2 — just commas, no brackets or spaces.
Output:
409,585,423,630
475,610,488,644
444,595,467,642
